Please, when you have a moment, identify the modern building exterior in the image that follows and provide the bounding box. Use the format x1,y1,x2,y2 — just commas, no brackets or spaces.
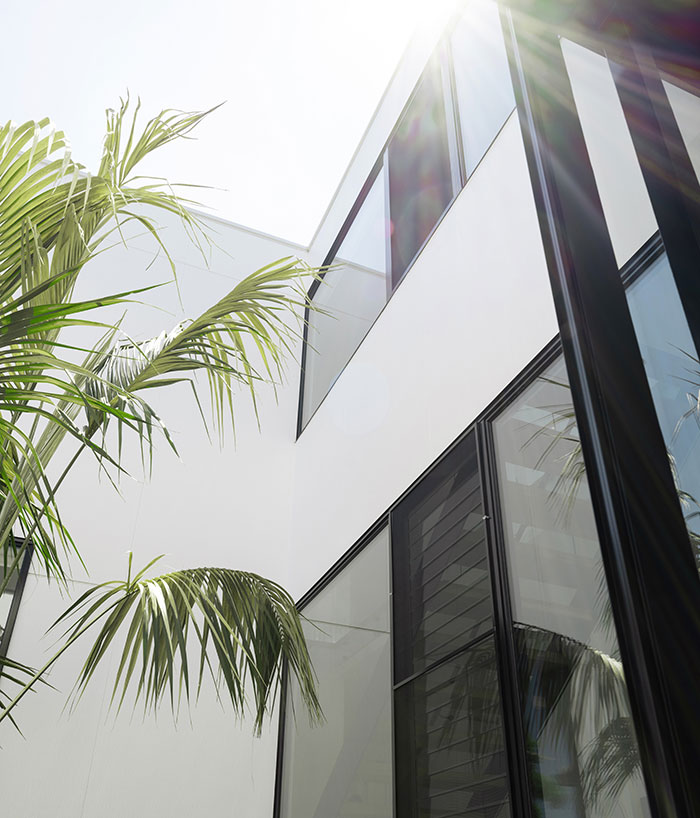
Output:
2,2,699,817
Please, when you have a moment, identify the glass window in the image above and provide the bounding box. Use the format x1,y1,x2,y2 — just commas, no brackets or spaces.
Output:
626,251,700,575
394,638,511,818
451,0,515,177
301,52,459,428
493,358,651,818
301,167,389,427
392,434,493,681
279,528,393,818
392,431,510,818
387,57,456,287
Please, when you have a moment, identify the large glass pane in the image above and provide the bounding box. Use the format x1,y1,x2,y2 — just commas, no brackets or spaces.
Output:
302,168,389,426
387,58,455,286
392,433,492,682
451,0,515,177
280,528,393,818
394,638,510,818
494,359,650,818
626,252,700,573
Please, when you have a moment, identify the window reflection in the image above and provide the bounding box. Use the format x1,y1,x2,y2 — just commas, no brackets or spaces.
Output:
394,639,511,818
302,168,389,426
280,528,393,818
387,57,456,286
626,251,700,574
494,358,650,818
392,432,510,818
451,0,515,177
392,434,493,680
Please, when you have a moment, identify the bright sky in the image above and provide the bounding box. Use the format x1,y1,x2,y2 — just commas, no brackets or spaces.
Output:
3,0,452,245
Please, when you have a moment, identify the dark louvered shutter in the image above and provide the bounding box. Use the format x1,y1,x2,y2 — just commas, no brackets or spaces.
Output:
392,432,511,818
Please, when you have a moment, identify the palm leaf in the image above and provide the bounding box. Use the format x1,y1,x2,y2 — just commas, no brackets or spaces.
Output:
85,257,312,442
0,555,322,734
581,716,642,808
0,655,55,733
515,623,640,811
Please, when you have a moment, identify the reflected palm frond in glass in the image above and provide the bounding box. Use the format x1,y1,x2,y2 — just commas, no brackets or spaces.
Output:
496,359,650,817
517,350,700,813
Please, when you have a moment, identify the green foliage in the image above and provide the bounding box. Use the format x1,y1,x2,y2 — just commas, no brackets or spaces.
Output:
1,555,321,732
0,98,321,731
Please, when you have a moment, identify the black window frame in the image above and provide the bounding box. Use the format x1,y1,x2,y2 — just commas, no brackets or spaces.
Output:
0,538,33,663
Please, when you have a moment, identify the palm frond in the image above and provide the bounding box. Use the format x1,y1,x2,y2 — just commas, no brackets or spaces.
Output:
0,654,54,733
515,623,640,811
84,257,313,444
0,555,321,733
582,716,642,808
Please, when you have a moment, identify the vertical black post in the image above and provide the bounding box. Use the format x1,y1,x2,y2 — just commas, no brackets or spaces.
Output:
501,9,700,818
477,420,533,818
0,539,33,662
271,662,288,818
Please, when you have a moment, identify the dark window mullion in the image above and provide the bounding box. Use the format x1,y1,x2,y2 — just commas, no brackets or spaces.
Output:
0,538,33,663
476,418,534,818
612,48,700,364
443,30,468,188
438,39,466,194
382,148,393,301
393,629,494,692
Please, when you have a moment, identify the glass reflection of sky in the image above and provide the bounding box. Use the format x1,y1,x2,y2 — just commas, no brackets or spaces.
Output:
627,252,700,569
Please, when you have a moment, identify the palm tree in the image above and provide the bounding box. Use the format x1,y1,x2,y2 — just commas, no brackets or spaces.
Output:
0,99,321,732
